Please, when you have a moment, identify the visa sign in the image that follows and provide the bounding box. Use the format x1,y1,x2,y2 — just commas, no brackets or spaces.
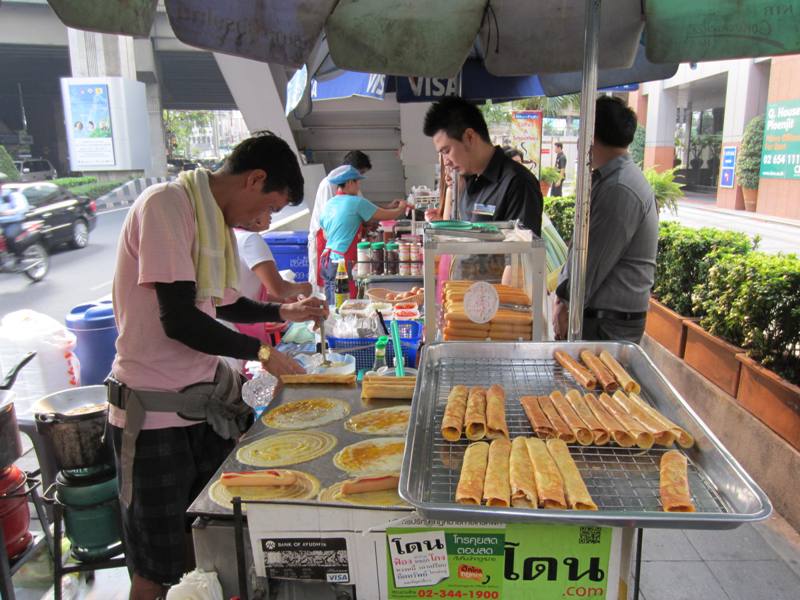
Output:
398,76,461,102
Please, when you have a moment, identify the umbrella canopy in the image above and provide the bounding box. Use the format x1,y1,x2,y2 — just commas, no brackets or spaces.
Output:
45,0,800,75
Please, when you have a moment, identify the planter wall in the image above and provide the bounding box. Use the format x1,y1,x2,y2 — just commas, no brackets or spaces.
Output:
736,354,800,452
742,187,758,212
684,320,742,397
539,181,551,197
645,298,695,357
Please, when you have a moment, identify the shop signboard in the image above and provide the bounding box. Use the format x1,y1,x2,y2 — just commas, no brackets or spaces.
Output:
720,146,736,188
510,111,544,177
386,523,613,599
761,99,800,180
65,83,116,168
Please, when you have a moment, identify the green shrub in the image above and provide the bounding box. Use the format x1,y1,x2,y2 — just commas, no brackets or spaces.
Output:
53,176,97,188
735,115,764,190
694,252,800,385
643,166,683,214
539,166,562,185
0,145,20,181
543,195,575,243
630,125,646,165
653,222,755,316
71,180,127,199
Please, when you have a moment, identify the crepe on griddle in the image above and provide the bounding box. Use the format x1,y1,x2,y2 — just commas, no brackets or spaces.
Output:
236,431,337,466
262,397,351,430
208,469,320,511
332,437,405,475
344,405,410,436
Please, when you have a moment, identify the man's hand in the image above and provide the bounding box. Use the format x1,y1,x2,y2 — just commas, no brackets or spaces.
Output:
260,348,304,376
553,297,569,340
279,295,329,323
424,208,442,222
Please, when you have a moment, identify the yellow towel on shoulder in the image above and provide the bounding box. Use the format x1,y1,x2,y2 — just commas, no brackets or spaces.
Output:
178,168,239,304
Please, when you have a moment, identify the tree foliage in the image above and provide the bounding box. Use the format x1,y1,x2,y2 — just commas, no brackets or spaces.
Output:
480,95,581,127
162,110,213,157
630,125,646,165
735,114,764,189
0,145,20,181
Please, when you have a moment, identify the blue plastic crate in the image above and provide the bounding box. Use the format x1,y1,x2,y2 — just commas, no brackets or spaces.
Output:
327,321,422,372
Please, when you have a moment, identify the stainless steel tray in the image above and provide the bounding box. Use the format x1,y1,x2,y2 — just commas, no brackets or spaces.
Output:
399,341,772,529
188,383,414,517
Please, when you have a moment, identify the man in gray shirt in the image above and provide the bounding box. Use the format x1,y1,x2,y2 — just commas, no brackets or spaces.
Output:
554,96,658,342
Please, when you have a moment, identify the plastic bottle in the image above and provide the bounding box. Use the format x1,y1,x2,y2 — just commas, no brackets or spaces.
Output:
385,242,399,275
334,259,349,310
356,242,372,278
371,242,385,275
399,242,411,276
372,336,389,371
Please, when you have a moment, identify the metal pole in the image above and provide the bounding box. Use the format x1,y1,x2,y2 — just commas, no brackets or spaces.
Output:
567,0,601,341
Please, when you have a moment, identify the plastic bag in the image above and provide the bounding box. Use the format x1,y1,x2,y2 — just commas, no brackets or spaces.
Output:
165,569,224,600
0,310,81,414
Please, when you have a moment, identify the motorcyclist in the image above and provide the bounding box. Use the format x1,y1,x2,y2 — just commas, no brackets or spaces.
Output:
0,181,30,261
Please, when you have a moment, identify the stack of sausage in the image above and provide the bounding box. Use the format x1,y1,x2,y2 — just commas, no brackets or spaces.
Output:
441,281,532,341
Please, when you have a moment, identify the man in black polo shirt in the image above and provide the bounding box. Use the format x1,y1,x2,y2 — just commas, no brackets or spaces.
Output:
423,96,543,236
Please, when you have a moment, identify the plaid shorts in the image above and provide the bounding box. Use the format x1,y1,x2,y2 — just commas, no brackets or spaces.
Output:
110,423,234,585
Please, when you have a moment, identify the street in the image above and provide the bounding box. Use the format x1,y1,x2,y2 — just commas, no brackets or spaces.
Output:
0,208,128,323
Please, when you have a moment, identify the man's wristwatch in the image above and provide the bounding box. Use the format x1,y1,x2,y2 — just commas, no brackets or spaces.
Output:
258,345,272,363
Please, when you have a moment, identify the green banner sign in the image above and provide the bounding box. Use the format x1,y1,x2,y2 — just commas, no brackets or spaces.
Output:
386,524,612,599
761,99,800,180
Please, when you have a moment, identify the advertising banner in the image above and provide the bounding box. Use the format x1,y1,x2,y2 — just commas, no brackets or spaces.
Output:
510,111,544,177
761,99,800,180
66,83,116,168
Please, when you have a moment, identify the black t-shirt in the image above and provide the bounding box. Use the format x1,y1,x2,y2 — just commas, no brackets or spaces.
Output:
457,146,543,235
556,152,567,170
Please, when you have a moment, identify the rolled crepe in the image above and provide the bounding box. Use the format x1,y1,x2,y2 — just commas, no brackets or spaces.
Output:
465,387,487,441
538,396,576,443
565,389,610,445
612,390,676,447
455,442,490,505
660,450,695,512
220,470,297,487
600,393,654,449
441,385,469,442
554,350,597,389
510,437,538,508
546,439,598,511
486,384,510,440
550,390,594,445
631,394,694,448
599,351,641,394
580,351,619,393
525,438,567,509
340,474,400,495
520,396,555,438
483,438,512,507
584,394,636,447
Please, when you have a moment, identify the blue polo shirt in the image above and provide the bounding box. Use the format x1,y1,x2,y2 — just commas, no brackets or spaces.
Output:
320,193,378,254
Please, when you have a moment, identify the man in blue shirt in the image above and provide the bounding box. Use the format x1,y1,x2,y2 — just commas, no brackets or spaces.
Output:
319,166,406,303
0,184,30,260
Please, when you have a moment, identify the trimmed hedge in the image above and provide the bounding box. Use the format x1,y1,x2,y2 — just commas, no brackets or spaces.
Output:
70,180,127,199
653,222,755,316
53,176,97,188
543,195,575,244
694,251,800,385
0,145,20,181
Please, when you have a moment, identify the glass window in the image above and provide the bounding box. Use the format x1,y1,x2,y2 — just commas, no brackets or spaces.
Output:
22,183,59,207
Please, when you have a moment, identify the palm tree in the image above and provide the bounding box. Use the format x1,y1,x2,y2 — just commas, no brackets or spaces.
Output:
512,94,581,117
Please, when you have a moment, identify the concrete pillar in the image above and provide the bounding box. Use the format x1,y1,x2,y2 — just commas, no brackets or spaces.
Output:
643,82,678,172
717,60,770,210
133,38,167,178
399,102,437,192
754,55,799,220
627,90,648,127
68,29,136,79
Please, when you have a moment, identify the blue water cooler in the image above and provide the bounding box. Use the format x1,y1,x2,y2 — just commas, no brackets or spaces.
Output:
263,231,310,282
65,301,118,386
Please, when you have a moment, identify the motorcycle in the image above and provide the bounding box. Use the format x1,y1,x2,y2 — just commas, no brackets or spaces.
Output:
0,220,50,282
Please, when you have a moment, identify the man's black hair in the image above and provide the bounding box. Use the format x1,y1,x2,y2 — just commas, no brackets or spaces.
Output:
555,142,564,150
342,150,372,172
222,130,304,205
423,96,491,144
594,96,637,149
503,147,524,161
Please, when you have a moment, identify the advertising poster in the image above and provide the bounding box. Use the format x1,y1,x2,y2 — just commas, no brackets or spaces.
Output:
510,110,543,178
720,146,737,188
761,99,800,180
386,523,613,599
67,83,115,167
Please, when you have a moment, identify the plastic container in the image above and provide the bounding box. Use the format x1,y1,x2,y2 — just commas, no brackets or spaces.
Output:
398,242,411,276
326,320,422,372
385,242,399,275
65,301,118,386
411,243,423,276
262,231,309,282
371,242,385,275
356,241,372,278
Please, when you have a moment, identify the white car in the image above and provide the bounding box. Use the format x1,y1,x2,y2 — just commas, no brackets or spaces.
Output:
13,158,58,182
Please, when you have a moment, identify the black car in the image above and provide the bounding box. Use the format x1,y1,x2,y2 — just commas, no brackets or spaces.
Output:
4,182,97,249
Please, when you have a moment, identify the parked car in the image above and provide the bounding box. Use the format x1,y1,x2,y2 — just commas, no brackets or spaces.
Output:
3,182,97,249
12,158,58,182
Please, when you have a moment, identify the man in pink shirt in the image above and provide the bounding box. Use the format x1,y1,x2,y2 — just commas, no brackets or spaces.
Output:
107,132,327,600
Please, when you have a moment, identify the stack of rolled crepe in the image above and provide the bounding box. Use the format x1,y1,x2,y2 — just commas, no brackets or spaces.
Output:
455,436,597,510
442,281,532,341
441,384,509,442
553,349,642,394
520,389,693,449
